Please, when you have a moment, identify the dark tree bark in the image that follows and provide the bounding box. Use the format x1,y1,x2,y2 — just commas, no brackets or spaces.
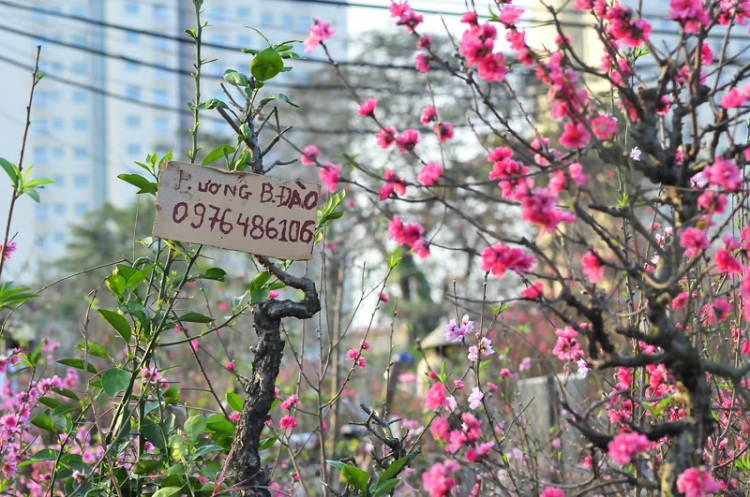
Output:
231,256,320,496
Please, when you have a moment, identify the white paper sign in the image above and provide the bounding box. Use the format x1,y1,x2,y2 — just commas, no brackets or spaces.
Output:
153,161,321,261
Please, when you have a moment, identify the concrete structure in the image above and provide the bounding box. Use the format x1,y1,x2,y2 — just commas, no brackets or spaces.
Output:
0,0,347,278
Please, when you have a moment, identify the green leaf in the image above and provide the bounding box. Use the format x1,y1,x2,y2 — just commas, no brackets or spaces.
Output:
184,415,207,442
31,448,59,462
250,272,271,291
376,456,408,486
206,414,235,435
226,392,244,412
52,404,80,417
29,339,44,366
52,388,80,401
38,397,61,409
250,47,284,81
117,173,158,195
30,412,58,433
341,465,369,494
223,70,249,87
250,288,270,303
199,267,227,281
327,460,346,469
25,189,41,202
57,358,98,374
102,368,131,397
193,444,224,458
259,93,299,108
259,436,277,450
178,312,214,323
98,309,132,343
75,341,112,360
372,478,401,497
152,487,182,497
0,158,18,188
169,435,189,461
195,98,228,110
126,265,155,290
133,458,164,475
105,274,126,298
202,146,235,166
163,385,180,405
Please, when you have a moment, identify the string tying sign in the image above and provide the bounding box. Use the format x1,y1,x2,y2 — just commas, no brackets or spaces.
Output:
153,161,321,260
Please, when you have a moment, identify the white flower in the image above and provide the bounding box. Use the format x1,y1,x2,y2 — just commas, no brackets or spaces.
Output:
577,358,589,377
445,396,458,411
630,147,641,160
468,387,484,410
480,337,494,357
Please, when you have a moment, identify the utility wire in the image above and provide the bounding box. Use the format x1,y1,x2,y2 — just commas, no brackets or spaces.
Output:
0,52,378,135
1,24,440,94
0,0,426,71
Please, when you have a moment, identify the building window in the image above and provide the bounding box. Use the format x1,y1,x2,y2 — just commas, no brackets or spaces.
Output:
126,86,141,100
126,115,141,127
126,31,139,43
53,203,65,215
75,203,89,215
72,62,87,75
153,4,168,21
35,205,48,221
36,91,48,108
154,61,169,77
53,174,65,186
74,148,88,159
212,35,227,46
52,118,64,131
52,147,63,159
34,147,48,163
74,174,89,186
35,119,48,135
53,232,65,244
152,37,168,50
282,15,294,28
154,89,168,106
212,6,226,22
51,62,63,74
73,90,87,102
32,10,46,23
237,34,251,47
238,7,250,18
125,61,139,72
36,234,47,248
261,12,273,26
154,116,169,135
127,143,142,156
71,6,86,16
297,16,310,31
124,2,139,14
72,34,86,47
73,118,87,131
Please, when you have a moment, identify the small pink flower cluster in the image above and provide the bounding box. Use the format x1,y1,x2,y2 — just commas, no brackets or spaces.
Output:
481,243,535,280
458,13,509,82
607,432,650,465
303,19,334,53
388,215,430,259
345,340,370,369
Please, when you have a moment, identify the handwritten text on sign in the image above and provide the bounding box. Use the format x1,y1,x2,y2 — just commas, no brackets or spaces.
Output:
153,161,321,260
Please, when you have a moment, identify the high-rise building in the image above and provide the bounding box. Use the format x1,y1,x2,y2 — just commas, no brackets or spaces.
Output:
0,0,347,279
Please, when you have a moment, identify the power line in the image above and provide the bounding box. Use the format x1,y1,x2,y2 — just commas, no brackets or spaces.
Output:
0,24,438,94
0,0,427,71
0,53,377,136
